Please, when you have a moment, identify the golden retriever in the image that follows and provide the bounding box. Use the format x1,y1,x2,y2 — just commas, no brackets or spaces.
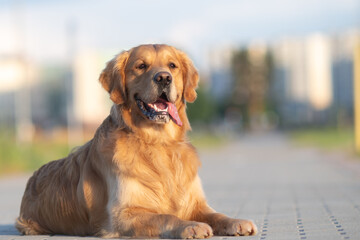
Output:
16,44,257,238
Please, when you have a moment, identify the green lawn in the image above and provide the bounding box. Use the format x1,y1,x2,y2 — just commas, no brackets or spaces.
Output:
0,133,73,175
0,131,226,175
188,132,227,149
289,128,355,152
2,128,355,175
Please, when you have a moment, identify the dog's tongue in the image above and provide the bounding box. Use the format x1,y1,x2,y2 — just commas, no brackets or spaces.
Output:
167,102,182,126
153,99,182,126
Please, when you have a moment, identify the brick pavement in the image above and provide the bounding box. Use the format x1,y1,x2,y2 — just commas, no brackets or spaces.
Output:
1,133,359,240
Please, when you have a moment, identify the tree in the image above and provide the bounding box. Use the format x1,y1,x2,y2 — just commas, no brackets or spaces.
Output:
228,47,275,130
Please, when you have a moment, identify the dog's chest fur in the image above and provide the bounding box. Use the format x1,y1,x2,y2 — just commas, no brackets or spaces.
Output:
107,132,200,218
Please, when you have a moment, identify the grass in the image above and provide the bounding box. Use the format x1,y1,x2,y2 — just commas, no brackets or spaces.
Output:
0,130,227,175
188,132,228,149
289,127,355,152
0,132,74,175
3,127,355,175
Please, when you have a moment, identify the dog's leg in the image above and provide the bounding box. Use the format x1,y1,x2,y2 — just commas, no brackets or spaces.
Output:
107,207,213,239
191,205,257,236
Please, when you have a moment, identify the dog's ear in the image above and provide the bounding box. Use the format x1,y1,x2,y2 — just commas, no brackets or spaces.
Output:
178,50,199,103
99,51,129,105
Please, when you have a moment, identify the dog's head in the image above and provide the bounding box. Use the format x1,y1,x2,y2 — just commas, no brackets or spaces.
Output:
99,44,198,131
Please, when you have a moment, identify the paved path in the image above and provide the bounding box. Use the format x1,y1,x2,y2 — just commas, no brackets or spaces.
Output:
1,133,360,240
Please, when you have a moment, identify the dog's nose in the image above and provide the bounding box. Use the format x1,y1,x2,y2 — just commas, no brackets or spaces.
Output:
153,72,172,87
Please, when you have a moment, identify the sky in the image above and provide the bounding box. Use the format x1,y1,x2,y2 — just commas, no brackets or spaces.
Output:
0,0,359,70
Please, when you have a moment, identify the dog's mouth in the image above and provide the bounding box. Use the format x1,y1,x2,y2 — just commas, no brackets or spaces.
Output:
135,93,182,126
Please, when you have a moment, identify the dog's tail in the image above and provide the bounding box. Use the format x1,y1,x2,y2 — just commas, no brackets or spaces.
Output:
15,216,45,235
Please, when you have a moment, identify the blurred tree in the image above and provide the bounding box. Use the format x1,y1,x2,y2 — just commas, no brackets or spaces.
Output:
228,47,275,130
187,85,218,125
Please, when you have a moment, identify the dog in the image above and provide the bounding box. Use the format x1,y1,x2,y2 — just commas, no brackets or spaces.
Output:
16,44,257,238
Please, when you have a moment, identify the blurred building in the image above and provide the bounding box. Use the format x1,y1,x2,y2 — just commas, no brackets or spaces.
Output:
73,51,112,129
0,56,37,141
272,34,333,127
271,30,358,128
207,29,359,129
1,28,358,136
207,45,234,100
331,30,358,126
0,50,114,141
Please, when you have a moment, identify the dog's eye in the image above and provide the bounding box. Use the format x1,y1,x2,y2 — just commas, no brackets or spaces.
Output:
169,62,177,69
137,63,147,70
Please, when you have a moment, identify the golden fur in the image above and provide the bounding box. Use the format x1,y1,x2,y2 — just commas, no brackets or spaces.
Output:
16,44,257,238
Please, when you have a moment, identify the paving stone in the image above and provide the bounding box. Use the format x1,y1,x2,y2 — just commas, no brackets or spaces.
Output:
1,133,360,239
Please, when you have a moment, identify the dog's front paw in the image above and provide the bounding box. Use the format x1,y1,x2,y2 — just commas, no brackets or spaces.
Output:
215,219,257,236
180,222,213,239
